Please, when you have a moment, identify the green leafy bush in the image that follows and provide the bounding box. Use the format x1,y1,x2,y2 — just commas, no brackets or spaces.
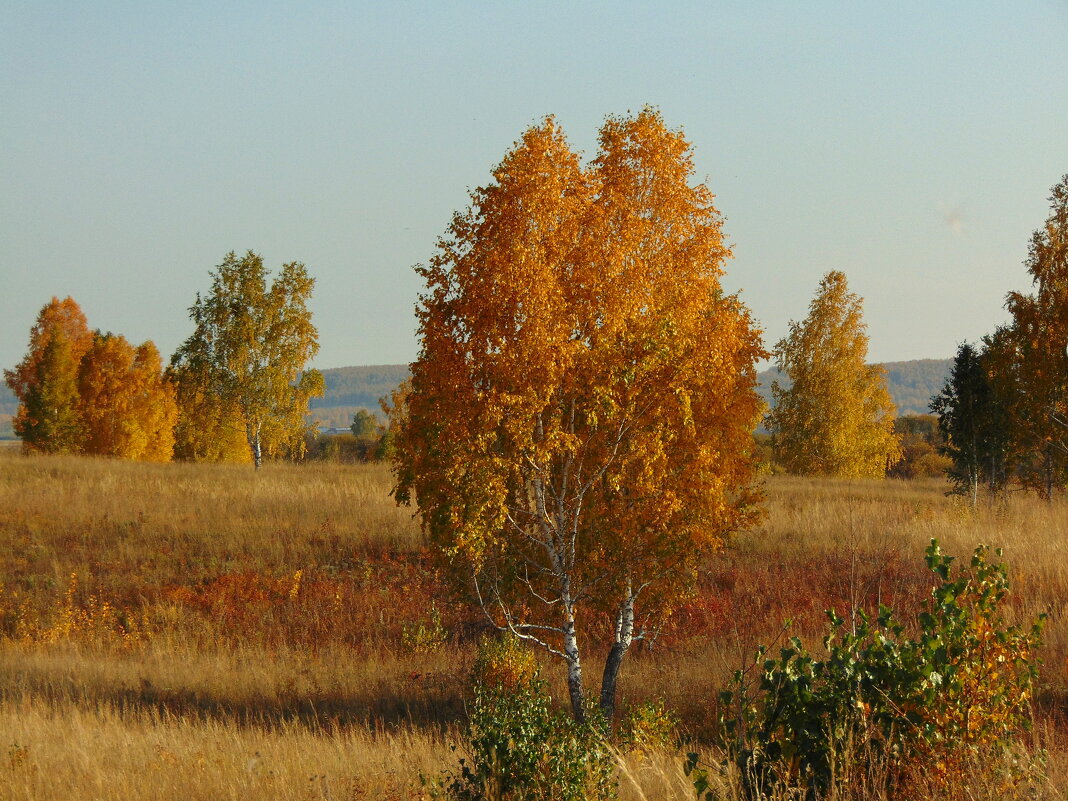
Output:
690,540,1044,800
442,635,616,801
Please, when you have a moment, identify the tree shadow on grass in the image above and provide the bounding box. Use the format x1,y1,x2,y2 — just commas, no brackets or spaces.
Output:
0,661,467,734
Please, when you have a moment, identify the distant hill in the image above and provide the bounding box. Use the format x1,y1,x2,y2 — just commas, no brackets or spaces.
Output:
756,358,952,417
0,364,414,433
0,379,14,436
313,358,952,424
310,364,410,410
877,359,954,415
0,359,952,435
305,364,410,428
0,365,413,412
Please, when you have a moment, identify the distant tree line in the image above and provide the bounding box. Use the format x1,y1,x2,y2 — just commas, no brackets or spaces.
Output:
760,175,1067,494
303,408,393,463
3,297,177,460
308,364,410,410
5,251,324,468
6,173,1065,496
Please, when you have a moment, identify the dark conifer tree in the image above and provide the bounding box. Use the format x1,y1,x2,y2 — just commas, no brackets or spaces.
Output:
931,342,1009,503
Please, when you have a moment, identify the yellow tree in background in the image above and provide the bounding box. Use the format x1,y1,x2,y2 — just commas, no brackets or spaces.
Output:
78,334,177,461
768,271,900,477
128,342,180,462
4,297,93,454
170,251,324,468
168,362,252,463
394,110,766,721
5,297,177,460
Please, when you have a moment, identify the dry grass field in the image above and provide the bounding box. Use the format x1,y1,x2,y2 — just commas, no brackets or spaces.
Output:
0,447,1065,799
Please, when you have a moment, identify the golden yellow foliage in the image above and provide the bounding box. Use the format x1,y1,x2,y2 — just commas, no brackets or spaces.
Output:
4,297,92,453
130,342,179,462
4,297,93,400
5,298,177,460
169,251,323,468
77,334,177,461
395,109,767,719
768,270,901,477
169,365,252,463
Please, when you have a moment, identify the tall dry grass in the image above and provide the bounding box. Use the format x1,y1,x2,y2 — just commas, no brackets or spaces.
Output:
1,694,455,801
0,448,1065,798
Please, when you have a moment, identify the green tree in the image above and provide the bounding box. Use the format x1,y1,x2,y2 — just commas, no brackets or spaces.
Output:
444,636,616,801
350,409,381,437
930,342,1010,502
171,251,324,468
768,271,901,477
394,110,766,722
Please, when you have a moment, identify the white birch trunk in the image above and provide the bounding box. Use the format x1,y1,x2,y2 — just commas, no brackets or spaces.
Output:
562,612,585,722
247,421,263,470
599,584,635,721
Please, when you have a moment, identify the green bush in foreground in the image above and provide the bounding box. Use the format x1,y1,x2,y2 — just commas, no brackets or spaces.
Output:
439,635,616,801
690,539,1045,800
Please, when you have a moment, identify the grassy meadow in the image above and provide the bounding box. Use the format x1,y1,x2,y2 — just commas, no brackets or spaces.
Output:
0,446,1066,799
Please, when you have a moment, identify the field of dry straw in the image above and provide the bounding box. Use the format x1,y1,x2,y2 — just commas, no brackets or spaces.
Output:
0,446,1065,799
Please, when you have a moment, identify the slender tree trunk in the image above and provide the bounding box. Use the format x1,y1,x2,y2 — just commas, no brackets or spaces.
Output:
247,421,263,470
540,468,587,723
562,613,585,723
600,589,635,722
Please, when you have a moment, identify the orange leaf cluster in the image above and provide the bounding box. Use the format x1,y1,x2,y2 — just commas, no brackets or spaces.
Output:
4,297,177,460
79,335,177,461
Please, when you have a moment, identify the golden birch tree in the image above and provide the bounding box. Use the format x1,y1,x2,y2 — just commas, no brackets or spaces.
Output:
129,342,180,462
170,251,324,468
4,297,92,453
768,271,900,477
78,333,138,457
6,298,177,459
393,110,767,721
78,334,177,461
168,366,252,463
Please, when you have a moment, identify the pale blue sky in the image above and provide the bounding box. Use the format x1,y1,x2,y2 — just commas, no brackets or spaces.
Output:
2,2,1066,371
